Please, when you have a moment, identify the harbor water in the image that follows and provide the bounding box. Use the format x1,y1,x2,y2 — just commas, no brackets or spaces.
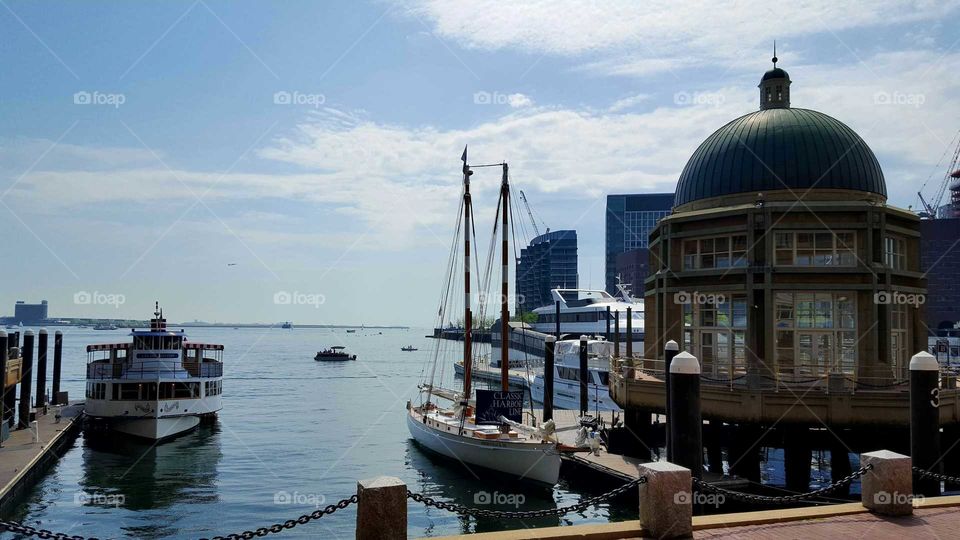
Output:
0,326,636,539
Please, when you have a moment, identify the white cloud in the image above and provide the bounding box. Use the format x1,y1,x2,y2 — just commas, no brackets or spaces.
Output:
507,93,533,108
401,0,960,75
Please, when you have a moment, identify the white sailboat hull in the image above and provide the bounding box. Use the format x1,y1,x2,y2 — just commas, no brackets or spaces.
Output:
406,409,561,485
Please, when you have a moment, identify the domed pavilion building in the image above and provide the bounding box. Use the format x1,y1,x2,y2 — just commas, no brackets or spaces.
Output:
644,59,927,387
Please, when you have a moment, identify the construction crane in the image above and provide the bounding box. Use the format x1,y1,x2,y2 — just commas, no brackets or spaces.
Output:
918,128,960,218
518,190,547,237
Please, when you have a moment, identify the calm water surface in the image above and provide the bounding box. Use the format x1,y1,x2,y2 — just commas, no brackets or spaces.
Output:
1,326,634,539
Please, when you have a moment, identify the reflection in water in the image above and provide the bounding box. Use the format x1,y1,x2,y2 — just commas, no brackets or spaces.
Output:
77,423,223,537
405,439,563,534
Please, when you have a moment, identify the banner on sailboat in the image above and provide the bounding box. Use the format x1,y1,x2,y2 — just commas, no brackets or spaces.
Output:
474,390,524,425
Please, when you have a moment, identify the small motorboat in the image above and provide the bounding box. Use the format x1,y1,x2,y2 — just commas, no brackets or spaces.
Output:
93,323,118,330
315,346,356,361
281,321,293,329
401,345,418,351
346,329,356,333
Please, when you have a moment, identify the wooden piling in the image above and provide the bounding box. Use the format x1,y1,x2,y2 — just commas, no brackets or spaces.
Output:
910,351,940,497
18,330,34,430
668,351,702,479
543,336,555,422
51,331,62,405
35,329,47,409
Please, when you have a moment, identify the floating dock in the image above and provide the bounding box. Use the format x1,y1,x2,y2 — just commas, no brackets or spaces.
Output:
0,403,83,513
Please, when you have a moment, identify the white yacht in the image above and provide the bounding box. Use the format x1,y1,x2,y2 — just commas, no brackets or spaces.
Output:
530,337,622,412
84,304,224,440
529,287,644,348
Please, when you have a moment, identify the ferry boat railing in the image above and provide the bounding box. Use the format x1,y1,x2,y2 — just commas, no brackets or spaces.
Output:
86,358,223,380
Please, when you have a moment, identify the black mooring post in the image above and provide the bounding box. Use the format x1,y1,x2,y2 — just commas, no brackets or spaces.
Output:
579,335,589,417
626,306,633,358
605,305,611,341
543,336,556,422
664,340,679,461
668,350,702,479
36,328,48,409
18,330,34,429
554,300,561,341
614,310,620,358
911,351,941,497
52,331,63,405
0,330,6,443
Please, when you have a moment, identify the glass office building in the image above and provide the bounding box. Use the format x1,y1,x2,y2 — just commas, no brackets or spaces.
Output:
516,230,578,313
605,194,674,294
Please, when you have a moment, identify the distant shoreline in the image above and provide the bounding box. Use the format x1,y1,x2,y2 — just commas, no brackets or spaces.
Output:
2,320,410,330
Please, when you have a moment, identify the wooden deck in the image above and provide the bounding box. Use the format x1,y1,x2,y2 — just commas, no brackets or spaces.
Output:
0,403,83,512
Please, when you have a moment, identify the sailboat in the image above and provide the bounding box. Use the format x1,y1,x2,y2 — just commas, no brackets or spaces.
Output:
406,147,562,485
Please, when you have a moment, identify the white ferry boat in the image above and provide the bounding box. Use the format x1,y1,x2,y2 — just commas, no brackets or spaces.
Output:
530,337,622,412
84,304,224,440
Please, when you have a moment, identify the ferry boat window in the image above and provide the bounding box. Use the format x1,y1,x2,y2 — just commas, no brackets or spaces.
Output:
597,371,610,386
557,367,580,381
172,382,200,399
87,382,106,400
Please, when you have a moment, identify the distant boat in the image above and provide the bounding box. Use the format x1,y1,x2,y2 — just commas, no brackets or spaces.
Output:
401,345,418,351
93,323,118,331
315,346,356,361
346,329,356,333
281,322,293,329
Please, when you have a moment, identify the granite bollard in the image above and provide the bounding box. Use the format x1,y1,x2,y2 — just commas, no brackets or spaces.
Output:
357,476,406,540
638,461,692,538
861,450,913,516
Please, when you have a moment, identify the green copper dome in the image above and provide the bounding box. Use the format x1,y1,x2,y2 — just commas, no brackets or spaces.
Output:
674,107,886,208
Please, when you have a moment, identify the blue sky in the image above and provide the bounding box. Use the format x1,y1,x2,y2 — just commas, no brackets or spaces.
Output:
2,0,959,325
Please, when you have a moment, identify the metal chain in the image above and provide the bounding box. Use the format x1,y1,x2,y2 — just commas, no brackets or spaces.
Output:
0,521,95,540
913,466,960,484
693,464,873,505
408,477,645,519
1,495,358,540
201,495,358,540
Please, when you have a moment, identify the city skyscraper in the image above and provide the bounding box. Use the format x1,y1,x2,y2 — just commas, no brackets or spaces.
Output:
516,230,578,313
605,194,674,294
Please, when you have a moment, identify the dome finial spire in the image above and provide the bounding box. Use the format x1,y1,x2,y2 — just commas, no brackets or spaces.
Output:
772,40,778,67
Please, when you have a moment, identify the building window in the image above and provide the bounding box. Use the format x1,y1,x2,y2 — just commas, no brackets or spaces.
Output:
884,236,906,270
774,292,857,376
774,231,855,267
890,303,908,378
681,294,748,377
682,234,748,270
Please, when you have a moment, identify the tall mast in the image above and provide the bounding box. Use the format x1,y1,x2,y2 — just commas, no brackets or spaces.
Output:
500,163,510,391
462,147,473,400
